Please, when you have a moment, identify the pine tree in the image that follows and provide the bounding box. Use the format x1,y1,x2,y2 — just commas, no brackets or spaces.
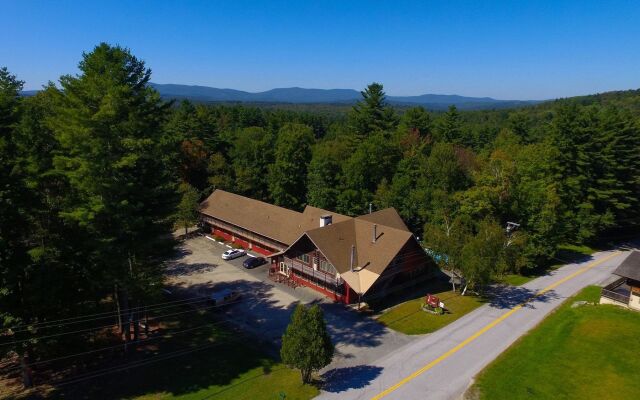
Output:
349,82,398,139
230,126,274,201
437,105,464,144
398,106,432,138
268,123,314,210
306,141,343,210
47,43,178,313
0,67,30,327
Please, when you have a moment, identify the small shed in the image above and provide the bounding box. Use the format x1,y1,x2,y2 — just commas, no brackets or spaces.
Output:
600,251,640,311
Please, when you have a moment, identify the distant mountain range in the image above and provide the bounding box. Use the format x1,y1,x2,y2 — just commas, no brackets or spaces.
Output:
149,83,542,110
20,83,543,110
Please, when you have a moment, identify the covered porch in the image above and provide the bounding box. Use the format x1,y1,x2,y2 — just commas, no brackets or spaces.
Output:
600,277,631,307
599,250,640,311
268,255,351,303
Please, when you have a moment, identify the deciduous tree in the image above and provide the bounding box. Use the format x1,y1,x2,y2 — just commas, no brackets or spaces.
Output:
280,304,334,384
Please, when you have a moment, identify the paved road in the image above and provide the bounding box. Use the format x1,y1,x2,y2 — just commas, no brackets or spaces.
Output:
317,248,632,400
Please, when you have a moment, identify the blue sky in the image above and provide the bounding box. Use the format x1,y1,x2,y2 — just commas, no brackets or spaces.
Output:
2,0,639,99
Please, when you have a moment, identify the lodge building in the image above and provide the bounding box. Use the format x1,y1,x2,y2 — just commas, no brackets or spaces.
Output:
199,190,434,304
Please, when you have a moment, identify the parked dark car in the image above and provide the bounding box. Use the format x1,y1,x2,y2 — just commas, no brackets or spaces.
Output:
243,256,267,269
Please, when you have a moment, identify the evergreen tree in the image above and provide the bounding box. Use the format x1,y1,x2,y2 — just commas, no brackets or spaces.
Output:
230,126,274,201
338,132,401,215
0,67,30,327
47,43,178,312
14,88,91,322
548,105,605,241
268,123,314,209
508,111,532,143
306,140,345,210
436,105,464,145
592,107,640,226
349,82,397,139
280,304,334,384
398,106,432,138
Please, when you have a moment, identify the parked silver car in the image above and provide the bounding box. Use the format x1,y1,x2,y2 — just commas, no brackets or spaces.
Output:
221,248,246,260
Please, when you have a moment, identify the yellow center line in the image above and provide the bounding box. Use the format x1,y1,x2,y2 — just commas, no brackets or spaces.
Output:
370,250,622,400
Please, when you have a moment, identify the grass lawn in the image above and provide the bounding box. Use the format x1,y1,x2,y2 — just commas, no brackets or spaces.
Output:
495,243,599,287
377,284,485,335
556,243,598,256
495,273,537,286
40,308,318,400
470,286,640,400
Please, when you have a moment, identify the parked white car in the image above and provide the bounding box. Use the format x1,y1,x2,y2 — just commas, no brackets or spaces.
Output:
221,248,246,260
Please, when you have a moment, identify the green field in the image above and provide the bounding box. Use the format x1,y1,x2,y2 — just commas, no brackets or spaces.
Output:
377,287,485,335
470,286,640,400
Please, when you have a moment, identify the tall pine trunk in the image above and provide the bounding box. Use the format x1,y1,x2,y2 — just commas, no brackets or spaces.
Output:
20,347,33,388
122,289,131,354
133,301,140,342
114,284,123,332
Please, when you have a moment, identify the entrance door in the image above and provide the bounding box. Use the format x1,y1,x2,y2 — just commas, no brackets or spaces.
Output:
279,262,290,276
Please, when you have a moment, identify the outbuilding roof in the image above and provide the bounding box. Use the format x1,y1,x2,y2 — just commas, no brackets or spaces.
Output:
613,251,640,282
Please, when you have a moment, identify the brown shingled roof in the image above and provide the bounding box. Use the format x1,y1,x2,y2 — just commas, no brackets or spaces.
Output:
200,190,421,295
299,205,351,232
304,218,414,294
356,208,410,232
199,190,303,245
199,190,350,245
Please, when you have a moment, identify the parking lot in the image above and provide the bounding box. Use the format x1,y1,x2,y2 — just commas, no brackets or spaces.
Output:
165,235,416,371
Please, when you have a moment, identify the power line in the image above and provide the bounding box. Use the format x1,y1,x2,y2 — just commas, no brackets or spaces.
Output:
3,294,211,333
7,296,211,334
2,319,236,374
0,299,244,348
30,329,257,391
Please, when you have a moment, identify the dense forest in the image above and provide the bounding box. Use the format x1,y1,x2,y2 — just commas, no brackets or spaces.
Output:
1,43,640,364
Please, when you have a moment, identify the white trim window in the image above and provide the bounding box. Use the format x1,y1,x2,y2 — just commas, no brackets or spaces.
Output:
318,260,336,275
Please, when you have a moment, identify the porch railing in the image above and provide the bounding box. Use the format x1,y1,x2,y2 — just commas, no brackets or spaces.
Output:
287,260,344,295
601,277,630,304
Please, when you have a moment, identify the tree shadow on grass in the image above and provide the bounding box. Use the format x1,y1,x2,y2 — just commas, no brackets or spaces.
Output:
369,271,453,312
36,271,393,399
321,365,383,393
37,280,296,400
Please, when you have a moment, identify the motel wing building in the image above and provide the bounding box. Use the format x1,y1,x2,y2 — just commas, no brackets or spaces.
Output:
200,190,433,304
